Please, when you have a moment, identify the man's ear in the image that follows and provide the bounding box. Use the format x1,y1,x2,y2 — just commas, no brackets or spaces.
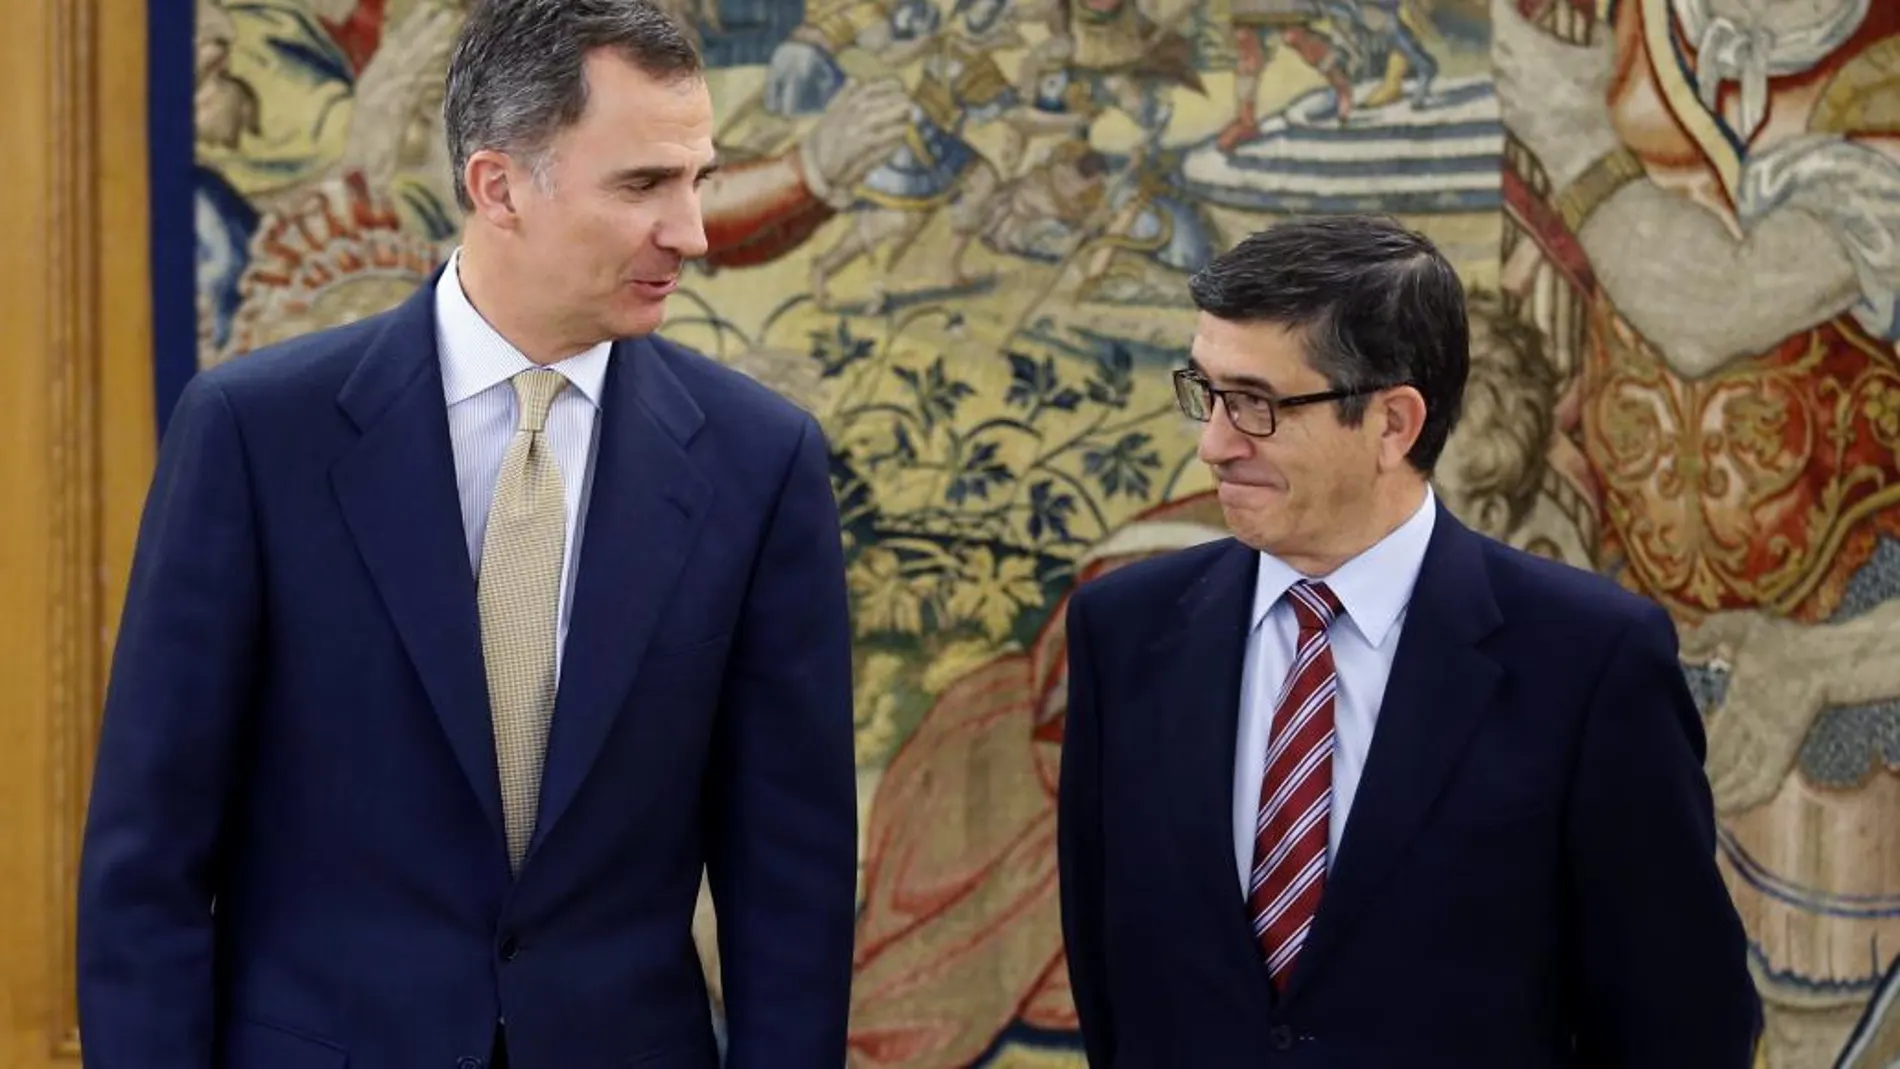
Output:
1376,385,1427,472
464,149,521,229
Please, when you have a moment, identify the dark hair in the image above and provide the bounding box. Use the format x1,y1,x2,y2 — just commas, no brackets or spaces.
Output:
1187,214,1469,472
444,0,704,212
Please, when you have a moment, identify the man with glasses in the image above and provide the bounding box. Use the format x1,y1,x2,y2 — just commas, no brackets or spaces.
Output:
1055,214,1760,1065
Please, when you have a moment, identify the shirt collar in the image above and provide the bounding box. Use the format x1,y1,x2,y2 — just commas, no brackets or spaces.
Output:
1249,485,1439,649
435,247,611,408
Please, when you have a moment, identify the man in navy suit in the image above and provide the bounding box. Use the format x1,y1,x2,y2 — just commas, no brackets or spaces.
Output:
76,3,856,1067
1056,215,1762,1065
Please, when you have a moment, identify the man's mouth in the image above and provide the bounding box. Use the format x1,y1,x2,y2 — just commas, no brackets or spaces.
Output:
628,277,678,298
1218,475,1283,494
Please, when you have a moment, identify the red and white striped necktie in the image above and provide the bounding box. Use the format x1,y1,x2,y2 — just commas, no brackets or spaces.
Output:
1248,579,1343,991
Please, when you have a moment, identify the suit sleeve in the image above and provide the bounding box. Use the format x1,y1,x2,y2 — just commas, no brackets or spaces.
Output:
1057,588,1116,1066
76,374,262,1068
1566,600,1762,1066
704,414,858,1069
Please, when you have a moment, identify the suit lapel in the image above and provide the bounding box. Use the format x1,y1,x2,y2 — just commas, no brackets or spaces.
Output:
1154,541,1279,1007
1284,503,1503,998
528,336,711,861
331,277,506,843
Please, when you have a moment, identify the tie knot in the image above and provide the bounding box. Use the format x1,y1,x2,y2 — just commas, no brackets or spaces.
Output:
512,369,568,433
1286,580,1342,633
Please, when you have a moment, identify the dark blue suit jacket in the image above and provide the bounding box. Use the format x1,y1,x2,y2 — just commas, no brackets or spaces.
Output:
76,277,858,1069
1057,501,1761,1066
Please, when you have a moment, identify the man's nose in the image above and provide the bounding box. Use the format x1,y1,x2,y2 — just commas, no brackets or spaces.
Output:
1198,402,1252,466
656,192,709,260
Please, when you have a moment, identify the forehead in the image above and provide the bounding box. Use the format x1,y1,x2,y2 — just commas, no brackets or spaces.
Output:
1188,314,1320,388
560,50,715,165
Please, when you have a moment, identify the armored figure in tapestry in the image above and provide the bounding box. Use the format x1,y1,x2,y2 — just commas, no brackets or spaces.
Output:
1492,0,1900,1063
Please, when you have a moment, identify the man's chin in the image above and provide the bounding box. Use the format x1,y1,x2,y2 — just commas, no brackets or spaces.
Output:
607,302,669,340
1218,503,1280,552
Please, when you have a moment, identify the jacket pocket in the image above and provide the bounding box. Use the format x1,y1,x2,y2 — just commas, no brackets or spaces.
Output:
220,1016,348,1069
628,633,732,698
625,1035,719,1068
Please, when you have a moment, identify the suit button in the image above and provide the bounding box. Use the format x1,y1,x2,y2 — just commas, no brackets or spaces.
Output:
1269,1024,1294,1050
456,1058,484,1069
499,936,520,961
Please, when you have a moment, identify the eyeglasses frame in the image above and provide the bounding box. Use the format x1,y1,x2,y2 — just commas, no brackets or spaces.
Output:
1171,368,1413,438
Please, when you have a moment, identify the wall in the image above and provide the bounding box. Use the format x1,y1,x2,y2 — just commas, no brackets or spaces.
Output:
0,0,155,1065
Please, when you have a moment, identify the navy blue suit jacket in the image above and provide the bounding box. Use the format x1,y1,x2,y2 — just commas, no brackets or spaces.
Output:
76,276,858,1069
1057,501,1761,1066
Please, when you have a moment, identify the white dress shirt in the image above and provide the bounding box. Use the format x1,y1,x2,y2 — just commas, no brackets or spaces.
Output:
435,249,610,680
1233,487,1438,893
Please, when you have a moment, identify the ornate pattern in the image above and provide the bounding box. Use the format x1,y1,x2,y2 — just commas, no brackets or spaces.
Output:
1586,300,1900,621
216,173,443,366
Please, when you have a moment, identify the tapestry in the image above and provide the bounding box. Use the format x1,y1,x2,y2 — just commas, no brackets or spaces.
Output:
174,0,1900,1064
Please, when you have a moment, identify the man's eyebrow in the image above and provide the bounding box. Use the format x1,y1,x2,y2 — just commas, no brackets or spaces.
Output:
605,160,722,184
1186,358,1279,395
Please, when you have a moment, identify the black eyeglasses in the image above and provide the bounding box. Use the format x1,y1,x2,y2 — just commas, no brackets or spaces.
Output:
1171,368,1399,438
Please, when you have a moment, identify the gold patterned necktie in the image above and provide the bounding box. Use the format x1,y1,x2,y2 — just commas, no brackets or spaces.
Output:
478,368,569,872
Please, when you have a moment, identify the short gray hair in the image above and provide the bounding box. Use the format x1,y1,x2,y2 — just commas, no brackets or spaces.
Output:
443,0,704,212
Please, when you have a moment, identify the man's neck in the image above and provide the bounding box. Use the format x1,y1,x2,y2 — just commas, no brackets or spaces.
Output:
1281,477,1430,577
454,240,584,366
